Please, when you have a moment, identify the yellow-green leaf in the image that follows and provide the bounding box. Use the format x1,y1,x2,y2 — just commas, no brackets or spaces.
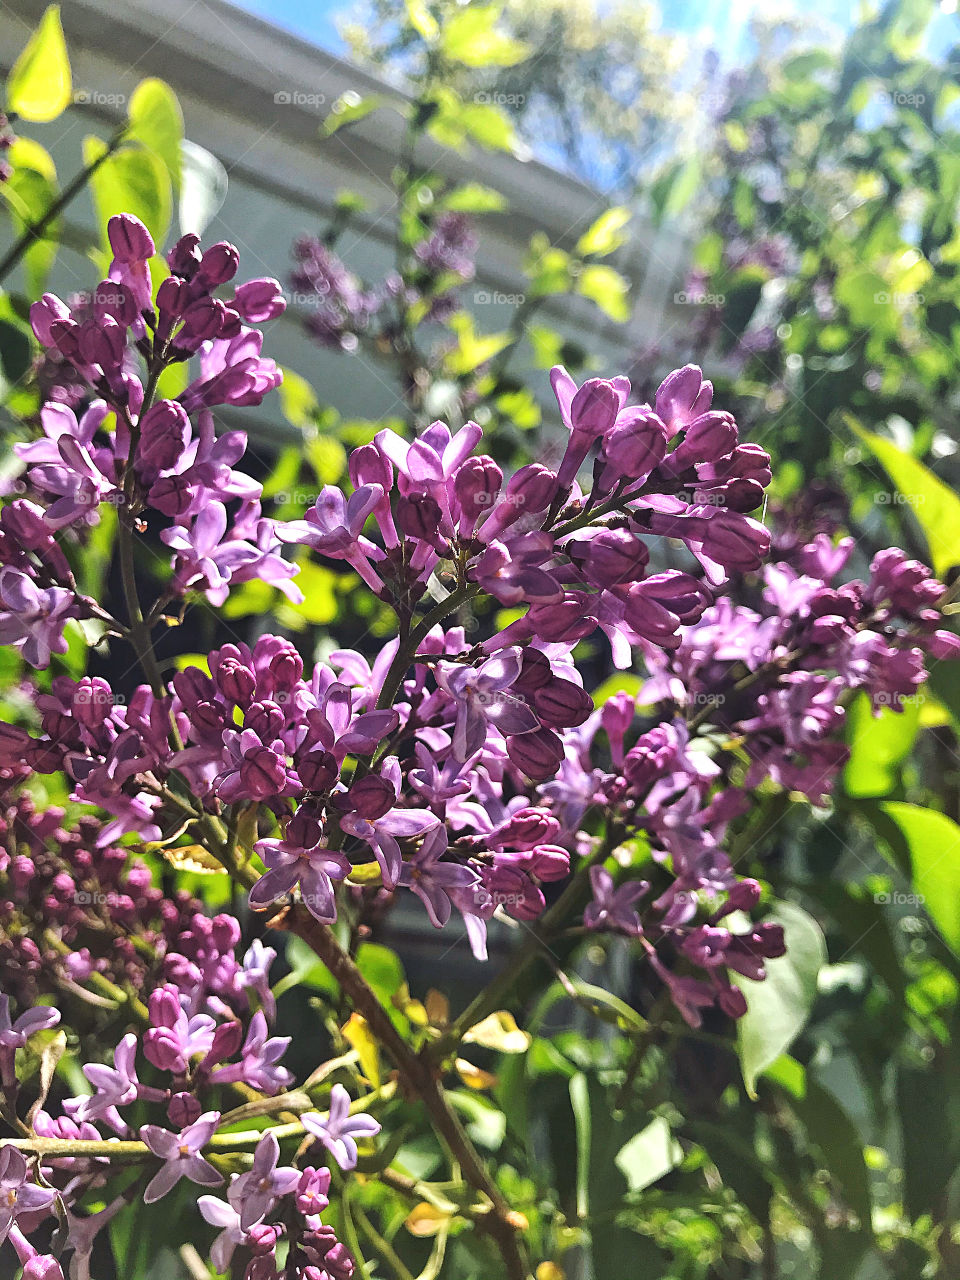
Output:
5,6,71,123
850,419,960,579
442,5,530,67
577,264,631,321
128,78,183,190
575,207,631,258
342,1013,381,1087
463,1010,531,1053
405,0,438,41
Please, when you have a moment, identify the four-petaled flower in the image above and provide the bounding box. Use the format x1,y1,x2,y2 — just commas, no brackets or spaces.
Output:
141,1112,223,1203
301,1084,382,1171
436,649,539,762
0,1147,57,1245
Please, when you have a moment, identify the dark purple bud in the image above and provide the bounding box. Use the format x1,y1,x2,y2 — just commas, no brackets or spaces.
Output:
296,749,339,792
506,728,565,780
167,233,202,278
73,676,112,729
345,774,395,820
197,241,240,287
526,596,598,643
108,213,155,264
215,657,257,707
601,409,668,481
584,529,649,586
527,845,570,881
397,492,442,540
239,746,287,799
494,806,560,849
201,1019,244,1070
717,986,747,1019
286,808,323,851
138,399,190,471
512,648,553,695
178,297,227,346
532,678,593,729
148,474,194,517
245,700,285,741
30,293,71,346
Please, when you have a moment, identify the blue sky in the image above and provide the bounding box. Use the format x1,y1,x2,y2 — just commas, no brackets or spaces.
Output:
230,0,854,61
230,0,959,74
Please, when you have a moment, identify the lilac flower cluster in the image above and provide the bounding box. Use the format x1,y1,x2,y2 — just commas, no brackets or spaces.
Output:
3,209,956,1045
526,536,959,1025
0,935,379,1278
2,214,298,671
292,211,477,349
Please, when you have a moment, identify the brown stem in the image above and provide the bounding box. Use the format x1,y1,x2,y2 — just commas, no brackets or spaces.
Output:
276,907,532,1280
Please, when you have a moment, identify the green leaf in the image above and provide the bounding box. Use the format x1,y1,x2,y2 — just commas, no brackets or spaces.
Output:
323,92,382,136
575,207,631,258
128,78,183,190
439,182,507,213
850,420,960,579
84,137,172,253
441,5,530,67
576,264,631,321
735,901,827,1098
766,1057,873,1235
843,691,921,797
405,0,438,41
614,1116,683,1193
568,1072,591,1219
5,5,71,123
879,802,960,955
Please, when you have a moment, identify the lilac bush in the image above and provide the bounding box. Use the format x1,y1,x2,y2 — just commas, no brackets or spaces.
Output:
0,204,956,1279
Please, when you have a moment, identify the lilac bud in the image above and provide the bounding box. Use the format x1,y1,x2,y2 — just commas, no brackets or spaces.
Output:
397,492,442,541
178,297,227,346
455,455,502,534
345,774,394,821
506,727,565,780
699,510,770,571
23,1258,65,1280
107,213,155,264
239,746,287,799
350,443,392,491
480,464,557,539
197,242,240,287
527,845,570,881
30,293,71,347
167,232,203,277
654,364,712,435
215,657,257,708
168,1092,203,1127
73,677,112,729
717,987,747,1019
245,700,285,741
296,750,339,792
584,529,649,586
286,808,324,850
526,596,598,643
138,399,190,472
148,474,193,517
201,1019,244,1069
494,807,560,849
601,409,668,481
532,678,593,729
233,277,286,322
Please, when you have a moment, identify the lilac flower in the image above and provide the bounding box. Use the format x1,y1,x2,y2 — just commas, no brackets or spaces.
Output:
0,1148,57,1244
229,1131,300,1230
436,649,539,761
584,867,649,936
339,790,440,889
241,939,278,1020
250,814,351,923
0,569,74,669
75,1032,165,1128
398,826,481,928
161,502,273,605
198,1195,250,1272
278,484,385,591
301,1084,381,1171
213,1011,292,1094
0,998,60,1086
141,1111,223,1203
